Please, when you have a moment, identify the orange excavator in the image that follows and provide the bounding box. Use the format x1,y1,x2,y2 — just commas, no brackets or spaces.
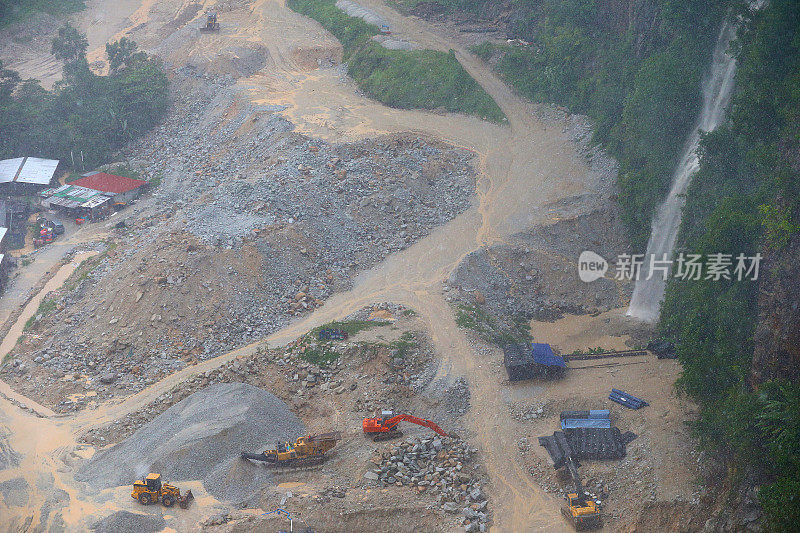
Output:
362,410,450,441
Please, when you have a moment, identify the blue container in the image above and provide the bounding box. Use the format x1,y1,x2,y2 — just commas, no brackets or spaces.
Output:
561,418,612,430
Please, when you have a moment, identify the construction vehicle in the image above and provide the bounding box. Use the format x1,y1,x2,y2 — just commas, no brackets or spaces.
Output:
560,457,601,530
200,12,220,32
362,410,449,441
241,432,341,467
131,473,194,508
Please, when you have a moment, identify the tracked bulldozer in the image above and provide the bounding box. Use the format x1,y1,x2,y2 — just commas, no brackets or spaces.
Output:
362,410,450,441
200,12,220,32
241,432,341,467
132,473,193,508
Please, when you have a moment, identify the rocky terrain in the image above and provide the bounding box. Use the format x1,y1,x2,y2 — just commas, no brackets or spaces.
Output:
79,308,440,447
367,437,491,532
0,68,480,411
69,313,485,533
0,1,698,532
76,383,303,502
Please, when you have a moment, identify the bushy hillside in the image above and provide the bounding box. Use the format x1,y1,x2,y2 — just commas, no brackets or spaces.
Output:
288,0,505,122
414,0,728,249
0,29,168,170
660,1,800,529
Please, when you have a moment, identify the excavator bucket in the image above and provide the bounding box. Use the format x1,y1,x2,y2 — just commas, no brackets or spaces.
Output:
178,489,194,509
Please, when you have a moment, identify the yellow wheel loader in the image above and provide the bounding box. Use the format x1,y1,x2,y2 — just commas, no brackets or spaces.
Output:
561,492,601,531
132,473,194,509
560,457,601,530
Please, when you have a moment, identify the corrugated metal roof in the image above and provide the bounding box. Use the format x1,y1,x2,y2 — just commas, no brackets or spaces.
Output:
70,172,147,194
83,195,110,208
0,158,24,184
43,184,110,209
16,157,59,185
0,157,59,185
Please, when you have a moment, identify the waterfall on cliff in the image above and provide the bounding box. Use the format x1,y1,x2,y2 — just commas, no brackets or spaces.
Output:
626,20,739,322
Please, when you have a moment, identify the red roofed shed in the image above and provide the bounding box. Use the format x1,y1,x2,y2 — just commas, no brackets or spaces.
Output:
70,172,148,203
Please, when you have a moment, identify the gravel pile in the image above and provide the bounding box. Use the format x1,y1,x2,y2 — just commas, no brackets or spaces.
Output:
444,378,471,417
91,511,165,533
76,383,303,501
366,436,491,532
2,70,478,407
447,207,629,323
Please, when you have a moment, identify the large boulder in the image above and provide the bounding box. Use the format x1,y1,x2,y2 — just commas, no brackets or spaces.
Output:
76,383,304,501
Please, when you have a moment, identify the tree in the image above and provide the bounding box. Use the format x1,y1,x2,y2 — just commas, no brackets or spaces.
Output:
51,23,88,63
106,37,145,74
0,59,20,103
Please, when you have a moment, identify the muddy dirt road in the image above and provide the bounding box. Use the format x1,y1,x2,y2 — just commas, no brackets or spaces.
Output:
0,0,611,530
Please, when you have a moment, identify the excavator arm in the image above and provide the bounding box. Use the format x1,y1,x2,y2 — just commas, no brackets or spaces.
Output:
384,414,449,436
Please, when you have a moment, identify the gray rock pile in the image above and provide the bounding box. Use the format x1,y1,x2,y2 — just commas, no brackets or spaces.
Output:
0,69,475,412
5,72,478,405
90,511,165,533
444,378,471,417
76,383,303,501
365,437,491,532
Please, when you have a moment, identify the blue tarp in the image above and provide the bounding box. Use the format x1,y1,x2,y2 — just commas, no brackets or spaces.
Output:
531,343,566,368
561,418,612,430
609,389,649,409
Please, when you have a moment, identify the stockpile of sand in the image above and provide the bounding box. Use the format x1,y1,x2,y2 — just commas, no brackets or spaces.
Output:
77,383,303,501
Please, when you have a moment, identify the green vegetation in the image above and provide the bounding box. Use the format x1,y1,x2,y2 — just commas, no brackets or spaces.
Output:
23,297,57,331
0,0,84,29
389,331,417,359
659,1,800,528
288,0,378,57
300,345,340,366
104,165,142,180
393,0,489,14
308,319,378,339
567,346,607,356
454,303,531,346
286,0,504,122
461,0,727,249
0,26,169,170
